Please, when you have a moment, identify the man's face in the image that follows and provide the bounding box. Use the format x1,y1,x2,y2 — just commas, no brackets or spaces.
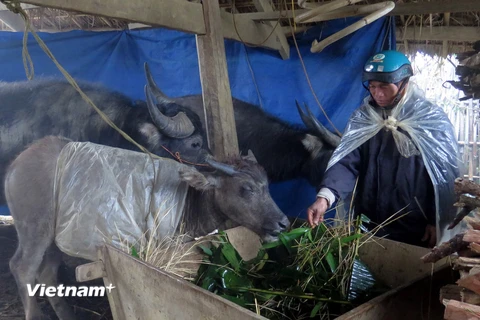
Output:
367,81,400,107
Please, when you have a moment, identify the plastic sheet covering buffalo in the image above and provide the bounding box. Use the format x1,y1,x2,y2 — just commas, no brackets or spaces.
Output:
53,142,189,261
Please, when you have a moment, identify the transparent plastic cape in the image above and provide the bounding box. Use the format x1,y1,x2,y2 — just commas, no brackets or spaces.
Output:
53,142,189,261
328,83,461,244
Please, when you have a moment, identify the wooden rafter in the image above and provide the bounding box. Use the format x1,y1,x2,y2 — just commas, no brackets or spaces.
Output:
241,0,480,21
19,0,206,34
397,26,480,42
18,0,285,54
252,0,290,59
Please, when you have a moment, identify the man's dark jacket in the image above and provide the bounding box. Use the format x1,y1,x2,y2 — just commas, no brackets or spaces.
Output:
319,88,459,247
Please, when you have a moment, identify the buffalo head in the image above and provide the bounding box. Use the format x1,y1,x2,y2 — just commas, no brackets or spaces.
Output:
179,150,290,242
142,63,210,164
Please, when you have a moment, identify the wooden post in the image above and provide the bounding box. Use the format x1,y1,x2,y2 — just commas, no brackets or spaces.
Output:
196,0,239,160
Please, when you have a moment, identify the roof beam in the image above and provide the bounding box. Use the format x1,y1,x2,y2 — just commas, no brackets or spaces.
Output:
219,10,283,53
396,26,480,42
252,0,290,59
392,0,479,16
17,0,284,54
241,0,480,21
0,3,37,10
20,0,206,34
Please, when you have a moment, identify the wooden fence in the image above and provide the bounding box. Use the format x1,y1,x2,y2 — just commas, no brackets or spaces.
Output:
446,99,480,182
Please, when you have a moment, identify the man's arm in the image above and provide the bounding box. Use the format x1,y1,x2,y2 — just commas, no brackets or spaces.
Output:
318,147,363,206
308,147,363,226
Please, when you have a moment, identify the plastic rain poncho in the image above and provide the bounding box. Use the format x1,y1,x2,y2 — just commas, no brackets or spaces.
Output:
327,82,461,244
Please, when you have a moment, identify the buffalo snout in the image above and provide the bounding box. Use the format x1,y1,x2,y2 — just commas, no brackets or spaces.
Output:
262,214,290,242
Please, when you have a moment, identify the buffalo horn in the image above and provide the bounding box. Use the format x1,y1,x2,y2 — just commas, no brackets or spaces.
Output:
145,85,195,138
296,100,341,147
206,157,239,176
144,62,174,104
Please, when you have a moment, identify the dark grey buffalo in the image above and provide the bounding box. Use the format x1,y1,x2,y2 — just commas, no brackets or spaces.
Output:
6,135,289,320
0,71,210,204
145,64,341,187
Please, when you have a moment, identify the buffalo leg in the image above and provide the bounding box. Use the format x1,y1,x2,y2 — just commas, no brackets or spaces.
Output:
9,236,51,320
36,244,76,320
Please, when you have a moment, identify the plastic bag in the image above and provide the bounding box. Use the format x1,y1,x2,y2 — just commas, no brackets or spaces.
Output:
328,83,461,244
53,142,189,261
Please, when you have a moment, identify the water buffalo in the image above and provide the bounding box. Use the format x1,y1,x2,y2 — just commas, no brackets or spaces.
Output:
144,64,341,187
6,135,289,320
0,71,210,204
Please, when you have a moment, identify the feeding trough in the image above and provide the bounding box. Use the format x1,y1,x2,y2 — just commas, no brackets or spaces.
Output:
77,227,451,319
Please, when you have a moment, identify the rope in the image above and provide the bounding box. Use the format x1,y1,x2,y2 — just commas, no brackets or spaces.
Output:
282,0,342,136
230,0,341,136
1,0,208,167
231,0,283,48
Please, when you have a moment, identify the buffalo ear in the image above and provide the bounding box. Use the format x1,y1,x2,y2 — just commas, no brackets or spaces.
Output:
139,123,161,143
244,149,258,163
179,167,220,190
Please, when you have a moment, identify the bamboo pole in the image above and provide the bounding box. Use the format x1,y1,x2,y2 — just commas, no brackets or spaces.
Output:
310,1,395,53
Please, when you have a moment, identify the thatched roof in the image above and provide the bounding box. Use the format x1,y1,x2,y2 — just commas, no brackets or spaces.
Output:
0,0,478,58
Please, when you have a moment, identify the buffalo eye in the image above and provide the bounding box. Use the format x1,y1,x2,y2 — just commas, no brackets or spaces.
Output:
240,184,255,197
191,141,201,149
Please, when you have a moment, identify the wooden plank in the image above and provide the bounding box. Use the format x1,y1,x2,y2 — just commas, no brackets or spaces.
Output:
336,267,453,320
462,290,480,305
252,0,290,59
0,3,37,10
219,10,282,53
20,0,206,35
464,229,480,243
440,284,464,302
357,237,448,289
455,256,480,268
443,299,480,319
241,0,480,21
396,26,480,42
440,285,480,305
102,244,266,320
457,271,480,295
196,0,239,160
75,261,106,282
392,0,480,16
100,246,127,320
18,0,283,53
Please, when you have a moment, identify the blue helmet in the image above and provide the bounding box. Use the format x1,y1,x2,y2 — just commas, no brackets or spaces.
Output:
362,50,413,84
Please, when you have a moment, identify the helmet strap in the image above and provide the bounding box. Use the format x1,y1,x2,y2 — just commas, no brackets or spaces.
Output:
391,78,409,105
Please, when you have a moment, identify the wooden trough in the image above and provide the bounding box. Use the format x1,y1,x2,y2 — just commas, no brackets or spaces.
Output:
76,228,452,320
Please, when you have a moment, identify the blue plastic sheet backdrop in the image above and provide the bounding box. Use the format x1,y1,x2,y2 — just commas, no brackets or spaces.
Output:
0,16,395,218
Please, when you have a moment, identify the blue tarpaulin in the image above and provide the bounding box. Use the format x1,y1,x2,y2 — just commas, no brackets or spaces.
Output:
0,17,395,218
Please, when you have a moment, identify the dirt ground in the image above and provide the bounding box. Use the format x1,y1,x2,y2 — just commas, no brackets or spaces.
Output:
0,223,112,320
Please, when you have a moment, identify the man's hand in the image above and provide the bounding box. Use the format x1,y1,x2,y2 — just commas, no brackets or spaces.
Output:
421,224,437,248
307,197,329,227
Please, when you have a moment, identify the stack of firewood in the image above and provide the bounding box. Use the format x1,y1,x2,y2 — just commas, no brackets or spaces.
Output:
421,178,480,319
445,40,480,101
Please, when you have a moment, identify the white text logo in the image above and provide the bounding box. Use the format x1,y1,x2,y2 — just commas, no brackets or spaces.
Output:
27,283,115,297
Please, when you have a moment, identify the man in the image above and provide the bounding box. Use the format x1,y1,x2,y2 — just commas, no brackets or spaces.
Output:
307,50,459,247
